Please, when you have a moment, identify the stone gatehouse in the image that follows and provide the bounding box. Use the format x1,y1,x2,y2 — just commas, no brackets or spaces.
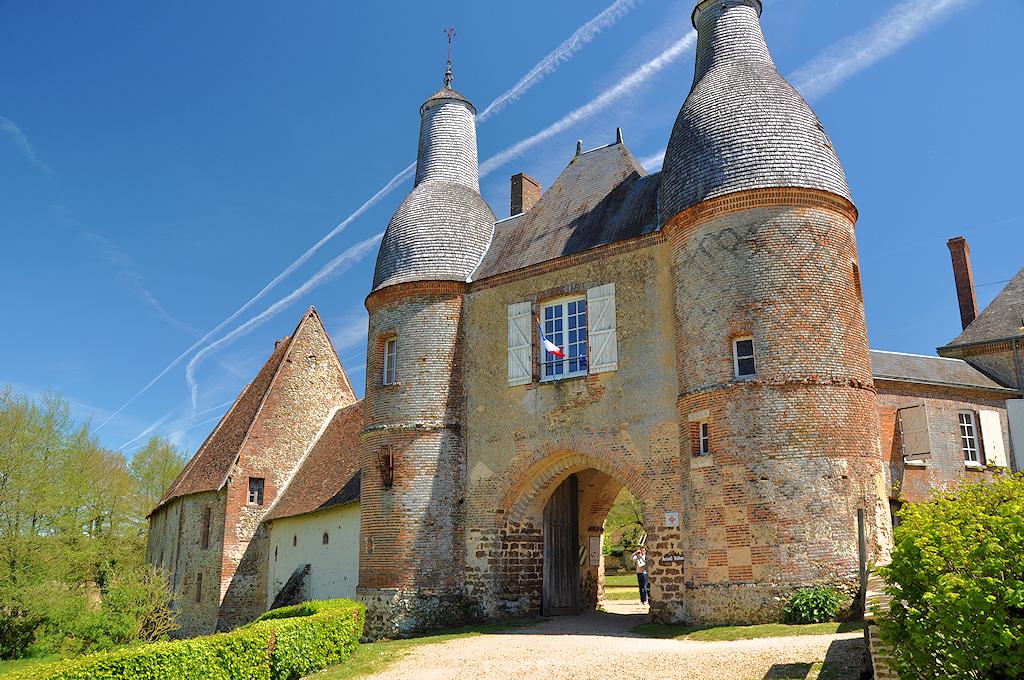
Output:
146,0,1023,639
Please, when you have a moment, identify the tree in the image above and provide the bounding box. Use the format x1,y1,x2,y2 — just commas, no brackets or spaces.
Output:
129,436,186,522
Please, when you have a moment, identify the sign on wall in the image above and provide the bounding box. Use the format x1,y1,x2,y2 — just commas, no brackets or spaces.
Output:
664,512,680,529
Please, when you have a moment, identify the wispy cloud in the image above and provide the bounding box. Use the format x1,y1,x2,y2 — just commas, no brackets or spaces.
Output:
0,115,52,173
477,0,642,122
100,6,633,428
479,30,697,177
84,232,200,337
185,231,384,410
327,307,370,354
789,0,977,101
638,149,666,172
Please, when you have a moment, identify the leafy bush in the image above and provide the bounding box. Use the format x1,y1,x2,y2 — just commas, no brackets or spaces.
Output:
782,586,847,624
6,598,364,680
877,474,1024,679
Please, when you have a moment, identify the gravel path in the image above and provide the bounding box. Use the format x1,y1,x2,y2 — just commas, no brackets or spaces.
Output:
364,602,865,680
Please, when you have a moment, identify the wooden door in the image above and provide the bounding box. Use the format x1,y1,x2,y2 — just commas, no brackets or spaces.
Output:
543,474,580,615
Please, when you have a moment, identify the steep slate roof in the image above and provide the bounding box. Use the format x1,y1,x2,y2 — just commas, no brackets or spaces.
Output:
870,350,1015,392
152,308,344,515
263,400,364,522
659,0,850,223
473,142,660,281
942,267,1024,348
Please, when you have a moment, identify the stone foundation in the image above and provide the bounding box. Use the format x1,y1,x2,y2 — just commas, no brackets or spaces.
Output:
358,587,483,641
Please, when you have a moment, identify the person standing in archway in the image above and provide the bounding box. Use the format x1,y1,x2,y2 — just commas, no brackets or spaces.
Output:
631,546,649,605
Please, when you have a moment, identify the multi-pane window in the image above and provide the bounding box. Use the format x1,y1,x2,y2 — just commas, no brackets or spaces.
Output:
733,337,756,378
248,477,265,505
959,411,980,463
383,337,398,386
698,421,710,456
541,298,588,381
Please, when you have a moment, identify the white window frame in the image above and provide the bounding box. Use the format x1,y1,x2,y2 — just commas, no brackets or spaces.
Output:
383,337,398,386
733,336,756,378
959,411,981,465
540,296,588,382
698,420,710,456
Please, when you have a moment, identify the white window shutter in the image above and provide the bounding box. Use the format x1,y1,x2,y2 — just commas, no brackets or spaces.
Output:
897,404,930,458
587,283,618,374
507,301,533,386
979,410,1008,467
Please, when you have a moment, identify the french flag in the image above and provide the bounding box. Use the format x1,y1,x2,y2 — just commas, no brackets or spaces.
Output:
539,321,565,358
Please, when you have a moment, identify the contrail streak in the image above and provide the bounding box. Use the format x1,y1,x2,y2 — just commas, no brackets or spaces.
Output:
788,0,976,101
479,31,697,177
477,0,642,122
185,232,384,410
100,3,637,429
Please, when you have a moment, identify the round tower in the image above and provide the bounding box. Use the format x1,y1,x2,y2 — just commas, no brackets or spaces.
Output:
358,59,495,638
661,0,892,623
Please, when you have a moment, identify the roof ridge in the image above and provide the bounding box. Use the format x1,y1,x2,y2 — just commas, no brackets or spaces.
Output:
870,349,966,363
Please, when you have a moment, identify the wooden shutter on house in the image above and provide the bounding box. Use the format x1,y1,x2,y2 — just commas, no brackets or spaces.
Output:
507,301,533,386
979,410,1008,467
897,404,931,459
586,283,618,374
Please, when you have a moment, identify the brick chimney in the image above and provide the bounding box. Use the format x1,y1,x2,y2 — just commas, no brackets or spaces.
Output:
510,173,541,216
947,236,979,330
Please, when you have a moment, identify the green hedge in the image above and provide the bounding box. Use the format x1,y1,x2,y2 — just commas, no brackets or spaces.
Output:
877,474,1024,679
6,599,364,680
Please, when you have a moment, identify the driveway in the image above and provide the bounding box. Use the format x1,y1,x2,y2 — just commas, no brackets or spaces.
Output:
363,602,864,679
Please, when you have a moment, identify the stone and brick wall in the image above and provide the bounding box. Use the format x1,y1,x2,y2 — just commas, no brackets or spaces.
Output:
665,188,892,623
462,241,683,622
876,379,1012,505
217,314,356,630
145,490,225,638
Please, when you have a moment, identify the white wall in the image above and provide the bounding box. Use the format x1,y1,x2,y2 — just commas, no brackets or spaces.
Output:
267,502,360,608
1008,400,1024,473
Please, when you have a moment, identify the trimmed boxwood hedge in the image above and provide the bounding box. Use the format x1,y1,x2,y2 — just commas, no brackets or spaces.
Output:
6,599,364,680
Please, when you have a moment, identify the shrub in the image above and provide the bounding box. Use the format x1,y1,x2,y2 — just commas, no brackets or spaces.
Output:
877,474,1024,679
6,598,364,680
782,586,846,624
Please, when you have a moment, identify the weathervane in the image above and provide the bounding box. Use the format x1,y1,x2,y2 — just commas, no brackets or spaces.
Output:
443,26,456,88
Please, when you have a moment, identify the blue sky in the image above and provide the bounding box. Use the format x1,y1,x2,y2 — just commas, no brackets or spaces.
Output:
2,0,1022,455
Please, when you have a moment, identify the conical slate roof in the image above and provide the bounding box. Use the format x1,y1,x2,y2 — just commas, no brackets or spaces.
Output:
659,0,851,223
372,71,495,293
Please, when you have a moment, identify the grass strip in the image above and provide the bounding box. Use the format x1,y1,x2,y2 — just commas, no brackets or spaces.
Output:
632,620,862,642
309,620,536,680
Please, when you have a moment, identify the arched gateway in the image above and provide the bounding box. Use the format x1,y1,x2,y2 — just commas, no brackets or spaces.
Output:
355,0,891,639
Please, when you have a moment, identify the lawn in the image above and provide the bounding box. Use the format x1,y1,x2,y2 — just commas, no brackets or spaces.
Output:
632,620,862,642
603,573,637,587
0,656,58,676
309,620,536,680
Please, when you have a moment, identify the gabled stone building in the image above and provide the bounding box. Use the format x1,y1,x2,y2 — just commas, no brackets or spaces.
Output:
148,0,1022,639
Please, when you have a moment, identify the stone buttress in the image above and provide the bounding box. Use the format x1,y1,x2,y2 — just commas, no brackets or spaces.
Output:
659,0,893,623
358,62,495,638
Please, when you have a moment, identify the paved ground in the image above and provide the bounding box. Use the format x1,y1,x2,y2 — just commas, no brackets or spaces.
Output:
364,600,865,680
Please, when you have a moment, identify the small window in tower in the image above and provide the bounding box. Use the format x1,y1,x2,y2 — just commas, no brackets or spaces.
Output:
195,572,203,603
274,546,278,561
383,337,398,386
293,535,298,547
733,337,756,378
699,421,710,456
200,506,211,549
248,478,265,506
322,532,329,545
852,262,863,302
